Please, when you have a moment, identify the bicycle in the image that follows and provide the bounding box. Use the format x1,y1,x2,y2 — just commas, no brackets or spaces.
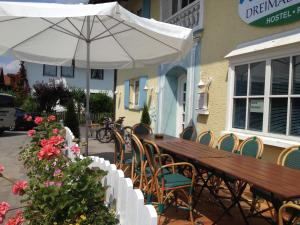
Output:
96,116,132,143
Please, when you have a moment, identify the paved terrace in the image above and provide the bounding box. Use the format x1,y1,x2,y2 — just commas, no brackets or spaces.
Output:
0,129,272,225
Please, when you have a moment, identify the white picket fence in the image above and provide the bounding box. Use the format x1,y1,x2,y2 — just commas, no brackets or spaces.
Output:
64,127,158,225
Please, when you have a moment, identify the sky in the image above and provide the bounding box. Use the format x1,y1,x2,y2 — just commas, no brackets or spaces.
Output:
0,0,88,74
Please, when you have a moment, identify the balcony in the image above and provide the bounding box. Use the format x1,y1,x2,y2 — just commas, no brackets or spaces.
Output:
163,0,203,31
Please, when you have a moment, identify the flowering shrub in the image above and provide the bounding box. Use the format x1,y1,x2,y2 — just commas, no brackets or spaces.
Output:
0,115,117,225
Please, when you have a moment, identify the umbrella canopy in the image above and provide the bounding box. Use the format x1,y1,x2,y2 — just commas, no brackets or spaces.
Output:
0,1,193,154
0,1,192,68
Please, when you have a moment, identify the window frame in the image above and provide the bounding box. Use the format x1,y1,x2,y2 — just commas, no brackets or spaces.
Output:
91,69,104,80
43,64,57,77
227,47,300,143
61,66,74,78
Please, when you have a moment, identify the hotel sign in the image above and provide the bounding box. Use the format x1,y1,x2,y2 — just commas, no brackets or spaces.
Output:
239,0,300,27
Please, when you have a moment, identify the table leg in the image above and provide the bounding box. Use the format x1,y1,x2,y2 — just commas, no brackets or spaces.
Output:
212,176,249,225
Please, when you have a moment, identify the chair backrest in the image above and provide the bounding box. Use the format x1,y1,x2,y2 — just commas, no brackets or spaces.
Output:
217,133,239,153
197,130,215,147
282,146,300,170
277,145,298,165
113,130,125,165
239,136,264,159
143,140,161,176
132,123,153,135
131,134,145,169
180,126,195,140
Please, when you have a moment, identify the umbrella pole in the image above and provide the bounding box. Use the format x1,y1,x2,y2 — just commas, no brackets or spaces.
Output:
85,16,91,156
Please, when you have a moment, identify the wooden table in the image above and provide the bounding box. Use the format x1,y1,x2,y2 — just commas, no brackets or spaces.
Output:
139,134,300,225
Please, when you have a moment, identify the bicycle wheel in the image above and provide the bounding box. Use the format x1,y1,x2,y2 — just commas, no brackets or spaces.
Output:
96,128,113,143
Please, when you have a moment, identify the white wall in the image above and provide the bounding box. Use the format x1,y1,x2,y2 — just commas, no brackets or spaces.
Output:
25,62,114,97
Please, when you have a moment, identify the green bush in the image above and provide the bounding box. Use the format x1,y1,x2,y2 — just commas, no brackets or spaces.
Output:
89,93,113,114
140,104,151,125
64,99,80,138
22,95,38,113
18,116,118,225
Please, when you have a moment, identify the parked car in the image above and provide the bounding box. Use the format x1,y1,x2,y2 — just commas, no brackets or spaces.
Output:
14,108,37,131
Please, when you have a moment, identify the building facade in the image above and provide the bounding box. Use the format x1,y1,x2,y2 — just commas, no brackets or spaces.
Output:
25,62,115,96
115,0,300,162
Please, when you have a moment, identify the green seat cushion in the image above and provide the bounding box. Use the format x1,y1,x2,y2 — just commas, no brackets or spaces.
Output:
136,167,170,177
160,173,192,188
199,133,212,146
220,136,235,152
241,138,259,158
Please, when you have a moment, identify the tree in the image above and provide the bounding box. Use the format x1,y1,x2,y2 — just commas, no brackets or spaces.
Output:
13,61,30,107
71,87,85,117
89,93,113,114
33,79,71,113
21,95,38,113
140,104,151,125
64,99,80,138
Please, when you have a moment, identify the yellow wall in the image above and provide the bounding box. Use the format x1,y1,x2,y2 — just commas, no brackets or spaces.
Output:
199,0,300,161
115,0,160,128
115,67,158,128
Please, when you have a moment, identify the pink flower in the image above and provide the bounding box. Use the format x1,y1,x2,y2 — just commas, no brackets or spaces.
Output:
12,181,28,196
52,128,59,135
47,115,56,122
34,117,43,125
0,202,10,222
70,145,80,155
44,181,62,187
0,202,9,215
5,210,24,225
0,164,4,174
53,169,62,177
23,114,32,122
40,136,64,147
37,144,60,160
27,130,36,137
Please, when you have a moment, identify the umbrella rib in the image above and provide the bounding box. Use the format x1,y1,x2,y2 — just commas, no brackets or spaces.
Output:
73,16,86,60
89,16,96,38
66,17,87,41
90,19,124,42
10,18,67,50
41,18,85,40
92,28,132,41
106,15,181,53
96,16,135,65
0,17,26,23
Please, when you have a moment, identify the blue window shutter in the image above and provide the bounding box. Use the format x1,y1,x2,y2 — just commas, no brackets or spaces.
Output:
124,80,130,109
138,76,148,109
142,0,151,18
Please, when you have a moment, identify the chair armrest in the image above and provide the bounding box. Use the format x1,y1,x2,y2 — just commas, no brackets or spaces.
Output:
155,162,196,179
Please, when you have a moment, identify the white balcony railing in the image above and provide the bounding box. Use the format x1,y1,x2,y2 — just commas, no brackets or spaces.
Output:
164,0,203,31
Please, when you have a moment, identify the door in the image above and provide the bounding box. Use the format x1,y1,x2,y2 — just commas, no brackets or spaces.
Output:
177,74,187,136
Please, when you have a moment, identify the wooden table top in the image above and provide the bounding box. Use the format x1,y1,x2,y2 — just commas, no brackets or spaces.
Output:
199,156,300,200
139,134,232,159
139,134,300,200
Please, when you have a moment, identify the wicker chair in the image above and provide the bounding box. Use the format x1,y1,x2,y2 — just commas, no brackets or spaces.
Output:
131,134,146,189
238,136,264,159
217,133,239,153
143,140,196,223
180,126,195,141
132,123,153,135
279,203,300,225
282,146,300,170
113,130,132,174
197,130,215,147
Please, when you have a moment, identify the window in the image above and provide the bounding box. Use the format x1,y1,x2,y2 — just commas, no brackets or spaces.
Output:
43,65,57,77
61,66,74,78
91,69,104,80
133,79,140,107
231,55,300,138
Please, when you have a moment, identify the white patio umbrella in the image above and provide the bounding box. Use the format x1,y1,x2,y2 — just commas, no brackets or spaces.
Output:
0,1,193,155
